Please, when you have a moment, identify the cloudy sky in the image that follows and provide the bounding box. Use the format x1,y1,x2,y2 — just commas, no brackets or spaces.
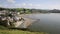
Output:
0,0,60,9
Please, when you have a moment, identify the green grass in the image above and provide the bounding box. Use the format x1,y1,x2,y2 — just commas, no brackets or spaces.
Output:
0,30,48,34
0,26,49,34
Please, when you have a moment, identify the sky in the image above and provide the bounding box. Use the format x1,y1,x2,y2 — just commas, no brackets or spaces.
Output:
0,0,60,9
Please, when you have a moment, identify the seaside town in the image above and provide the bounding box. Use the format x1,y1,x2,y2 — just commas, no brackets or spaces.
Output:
0,0,60,34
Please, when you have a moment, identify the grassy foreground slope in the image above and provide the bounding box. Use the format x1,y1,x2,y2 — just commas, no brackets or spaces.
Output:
0,26,48,34
0,25,48,34
0,30,48,34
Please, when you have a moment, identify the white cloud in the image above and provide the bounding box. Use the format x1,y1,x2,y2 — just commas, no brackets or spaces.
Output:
6,0,15,3
3,2,60,9
22,3,26,7
11,3,40,9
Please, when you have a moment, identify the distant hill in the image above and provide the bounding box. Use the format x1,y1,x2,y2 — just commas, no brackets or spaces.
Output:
0,7,60,13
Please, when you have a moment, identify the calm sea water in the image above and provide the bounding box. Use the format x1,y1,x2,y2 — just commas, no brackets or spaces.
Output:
25,13,60,34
